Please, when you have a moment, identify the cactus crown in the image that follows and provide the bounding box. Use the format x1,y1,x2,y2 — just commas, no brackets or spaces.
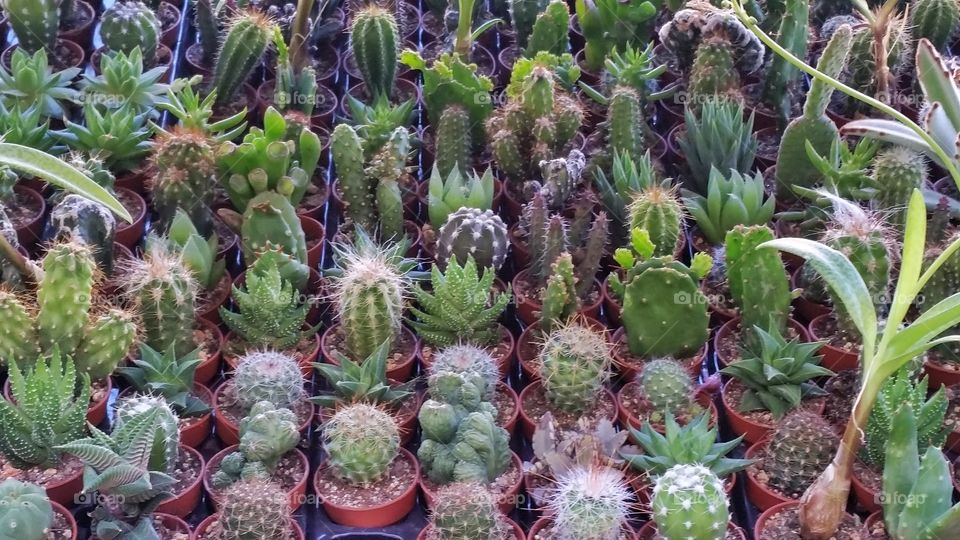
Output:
100,1,161,64
760,410,839,499
720,325,832,420
323,403,400,486
410,255,511,348
593,150,659,241
622,413,753,478
539,320,613,413
429,482,509,540
214,10,275,106
682,167,776,245
211,401,300,489
429,344,500,401
546,466,632,540
0,479,53,540
0,351,90,469
311,339,414,409
651,464,730,540
0,49,81,119
627,183,683,258
116,343,210,418
232,350,306,412
436,207,511,273
637,357,697,420
218,479,295,540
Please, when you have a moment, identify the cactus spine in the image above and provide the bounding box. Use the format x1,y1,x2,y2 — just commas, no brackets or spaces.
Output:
124,245,198,357
0,479,53,540
546,466,632,540
526,0,570,56
351,6,398,100
232,351,306,412
761,411,839,499
689,40,739,104
539,321,612,413
369,127,409,241
435,105,472,179
215,11,274,106
652,465,729,540
324,403,400,485
627,185,682,258
911,0,960,52
639,358,694,416
760,0,808,126
509,0,549,50
218,480,295,540
436,208,511,272
724,225,791,336
607,86,645,162
871,147,927,229
100,1,161,65
429,483,508,540
150,127,217,236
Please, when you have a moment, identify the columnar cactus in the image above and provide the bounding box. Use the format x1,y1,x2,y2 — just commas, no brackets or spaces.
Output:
526,0,570,56
124,245,198,357
607,86,645,162
429,483,507,539
100,1,161,65
429,345,500,400
841,18,911,116
37,241,94,355
350,6,399,100
541,253,578,333
436,208,511,272
761,411,839,499
509,0,549,50
627,185,682,258
212,402,300,487
759,0,808,125
218,480,295,540
114,395,180,474
2,0,59,54
214,10,274,106
150,127,217,236
192,0,221,66
871,147,927,229
639,358,694,416
539,321,612,413
240,191,311,292
911,0,960,52
546,466,632,540
369,127,409,241
652,464,730,540
0,479,53,540
724,225,792,336
324,403,400,485
332,123,375,231
232,351,306,412
435,105,472,179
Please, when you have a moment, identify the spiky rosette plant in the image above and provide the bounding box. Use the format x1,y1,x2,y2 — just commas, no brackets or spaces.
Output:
427,164,495,229
539,320,612,414
410,256,511,348
637,357,696,419
211,401,300,488
1,0,58,54
682,168,776,245
429,482,510,540
217,479,296,540
0,351,90,470
546,465,632,540
323,403,400,485
100,1,161,66
149,126,218,236
232,351,306,412
153,209,226,291
0,479,53,540
214,10,275,106
627,184,682,258
82,47,168,114
157,81,248,142
350,5,398,100
652,464,730,540
0,49,80,119
428,345,500,400
116,343,210,418
56,104,153,173
221,252,317,350
436,207,510,273
759,410,839,499
678,100,757,196
311,340,414,409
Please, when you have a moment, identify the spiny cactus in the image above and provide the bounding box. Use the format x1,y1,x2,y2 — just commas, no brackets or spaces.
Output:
370,127,410,241
0,479,53,540
627,184,682,258
594,150,658,244
546,466,632,540
841,16,911,116
638,357,695,418
429,345,500,400
217,479,295,540
332,122,375,231
911,0,960,52
0,352,90,470
324,403,400,485
46,193,117,274
679,100,758,196
652,464,730,540
100,2,161,66
922,231,960,362
211,402,300,488
436,207,511,272
2,0,59,54
435,105,472,179
871,146,927,229
123,244,199,358
541,253,579,333
760,410,839,499
526,0,570,56
150,127,217,236
509,0,549,50
525,149,586,212
429,482,509,540
232,351,306,412
192,0,221,67
724,225,792,337
350,6,398,100
539,321,612,413
215,10,274,106
113,395,180,474
238,191,310,292
606,86,645,163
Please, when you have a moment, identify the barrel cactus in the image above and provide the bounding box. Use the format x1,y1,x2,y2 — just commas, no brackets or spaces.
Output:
539,321,612,414
232,351,306,412
638,357,695,418
100,1,161,65
218,479,295,540
761,411,839,499
546,466,632,540
652,464,730,540
323,403,400,485
436,207,510,272
0,479,53,540
429,482,508,539
350,6,399,100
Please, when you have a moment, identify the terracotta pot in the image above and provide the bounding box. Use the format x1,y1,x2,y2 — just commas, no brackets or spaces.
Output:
528,517,637,539
611,327,707,381
753,501,864,539
418,324,515,378
601,274,623,327
52,501,79,540
114,166,150,195
321,324,419,382
518,381,616,440
155,513,190,535
864,512,885,538
113,187,147,249
197,271,233,327
300,214,325,269
155,446,205,518
421,452,524,515
212,382,314,446
12,184,46,249
203,445,310,511
157,2,182,47
184,43,211,76
616,386,717,431
512,269,603,325
316,448,419,527
791,266,830,324
721,379,826,444
714,317,810,368
38,466,84,508
232,267,326,326
58,1,95,47
924,356,960,388
87,377,111,426
192,514,305,540
1,40,86,71
637,521,746,540
744,439,794,511
193,318,224,386
808,313,860,371
419,518,524,539
851,461,882,514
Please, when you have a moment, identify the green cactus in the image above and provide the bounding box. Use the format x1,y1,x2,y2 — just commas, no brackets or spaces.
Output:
410,256,511,347
332,122,375,231
593,150,658,244
871,146,927,229
2,0,59,54
526,0,570,56
156,209,226,291
239,191,310,291
527,149,586,212
418,407,511,485
435,105,472,179
211,402,300,488
541,253,579,333
862,368,948,469
116,344,210,418
100,1,161,66
192,0,221,67
217,480,295,540
113,395,180,474
214,10,274,106
638,357,695,418
606,86,645,163
575,0,658,71
509,0,549,50
760,0,809,126
232,351,306,412
429,482,509,540
689,41,740,104
369,127,410,241
124,244,198,358
37,240,94,354
682,168,776,246
546,465,632,540
428,345,500,401
922,231,960,362
428,164,495,229
0,479,53,540
911,0,960,52
0,352,90,470
652,464,729,540
436,207,511,272
150,127,217,236
759,411,839,499
627,184,682,258
351,6,398,100
46,193,117,275
840,17,911,117
724,225,792,337
539,321,612,413
679,100,758,196
323,403,400,485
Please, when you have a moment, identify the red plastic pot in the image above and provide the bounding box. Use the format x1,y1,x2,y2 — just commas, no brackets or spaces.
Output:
790,266,831,325
52,501,79,540
321,324,419,382
721,379,826,444
315,448,419,527
1,40,86,71
420,452,524,515
924,356,960,388
419,518,524,539
300,214,325,269
197,271,233,327
113,187,147,249
40,467,84,508
808,313,860,371
193,318,224,386
851,461,882,514
155,445,205,518
192,514,304,540
518,381,616,441
616,386,717,431
637,520,746,540
4,376,109,427
528,517,637,539
203,445,309,511
601,274,623,327
744,439,794,511
212,382,313,446
155,513,190,536
753,501,865,539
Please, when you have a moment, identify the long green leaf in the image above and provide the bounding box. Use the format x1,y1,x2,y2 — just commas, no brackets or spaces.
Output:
0,143,132,222
916,40,960,129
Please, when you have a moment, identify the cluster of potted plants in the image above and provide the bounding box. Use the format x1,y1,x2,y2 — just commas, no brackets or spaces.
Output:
4,0,960,537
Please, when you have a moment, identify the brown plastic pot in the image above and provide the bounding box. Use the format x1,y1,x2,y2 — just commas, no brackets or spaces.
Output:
87,377,111,426
316,448,419,527
616,385,718,431
197,271,233,327
518,381,616,440
321,324,419,382
851,461,882,514
192,514,305,540
212,382,313,446
808,313,860,371
193,318,224,386
791,266,831,325
52,501,79,539
420,452,524,515
157,1,181,47
714,317,810,368
113,187,147,249
744,439,794,511
924,356,960,389
419,518,524,539
721,379,826,444
637,521,746,540
12,184,46,249
203,445,310,511
155,445,205,518
1,39,86,70
528,517,637,539
753,501,864,539
300,214,325,269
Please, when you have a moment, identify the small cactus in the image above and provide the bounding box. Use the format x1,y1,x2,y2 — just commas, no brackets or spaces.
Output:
429,482,508,540
218,479,295,540
724,225,792,338
214,11,274,106
100,2,161,65
212,402,300,488
627,184,682,258
911,0,960,52
539,321,612,414
324,403,400,485
761,411,839,499
150,127,218,236
606,86,645,163
436,208,510,272
526,1,570,57
871,146,927,229
435,105,472,179
232,351,306,412
638,357,694,417
546,466,632,540
350,6,399,100
651,464,730,540
429,344,500,401
0,479,53,540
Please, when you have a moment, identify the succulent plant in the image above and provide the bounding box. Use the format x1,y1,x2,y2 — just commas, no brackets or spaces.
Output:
427,164,495,229
56,105,153,173
429,482,510,540
682,168,775,245
509,0,549,50
529,415,628,493
350,5,398,100
192,0,223,67
436,207,511,273
434,104,472,180
622,413,753,478
759,410,839,499
116,344,210,418
593,150,659,244
0,351,90,470
232,351,306,412
911,0,960,52
575,0,657,71
605,85,646,163
217,479,296,540
921,230,960,362
526,0,570,56
346,95,416,158
150,126,218,236
83,48,168,116
271,28,318,117
311,339,414,409
839,14,911,117
113,395,180,475
428,345,500,400
410,256,511,348
324,403,400,485
0,102,57,152
871,146,928,229
652,464,730,540
0,479,53,540
759,0,808,126
546,465,633,540
679,100,758,196
637,357,696,419
211,401,300,488
157,81,248,142
539,320,612,414
100,1,161,65
214,10,275,106
150,209,226,291
724,225,792,338
0,49,80,119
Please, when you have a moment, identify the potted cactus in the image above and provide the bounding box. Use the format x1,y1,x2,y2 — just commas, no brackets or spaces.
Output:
418,483,524,540
194,479,305,540
616,357,717,431
528,464,636,539
0,478,79,539
314,403,418,526
637,464,746,539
